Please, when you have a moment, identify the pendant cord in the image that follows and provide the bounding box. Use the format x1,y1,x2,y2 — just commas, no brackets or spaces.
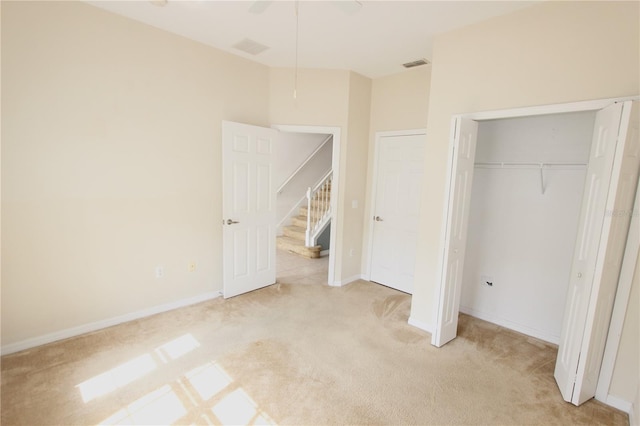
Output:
294,0,299,99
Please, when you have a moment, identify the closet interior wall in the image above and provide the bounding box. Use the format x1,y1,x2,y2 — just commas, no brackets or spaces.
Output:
461,111,597,344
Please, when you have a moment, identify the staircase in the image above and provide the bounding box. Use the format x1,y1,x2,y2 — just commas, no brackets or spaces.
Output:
277,174,332,259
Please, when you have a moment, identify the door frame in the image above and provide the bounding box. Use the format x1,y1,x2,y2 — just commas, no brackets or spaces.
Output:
271,125,341,286
431,95,639,403
364,129,427,282
595,174,640,409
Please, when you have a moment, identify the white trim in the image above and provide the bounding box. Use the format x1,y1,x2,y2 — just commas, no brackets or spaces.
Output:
320,249,330,257
599,394,633,415
408,317,432,334
333,274,365,287
375,128,428,138
1,291,221,356
463,96,639,121
596,175,640,399
272,125,341,287
365,129,428,280
277,134,332,194
630,395,638,426
459,306,560,345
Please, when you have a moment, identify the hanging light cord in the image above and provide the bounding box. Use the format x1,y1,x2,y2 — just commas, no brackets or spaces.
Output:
294,0,299,99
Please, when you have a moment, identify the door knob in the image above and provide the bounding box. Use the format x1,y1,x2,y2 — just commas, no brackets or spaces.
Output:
226,219,240,225
374,216,383,222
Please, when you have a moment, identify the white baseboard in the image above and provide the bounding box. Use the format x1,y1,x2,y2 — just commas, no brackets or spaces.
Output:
331,274,365,287
408,316,432,334
630,401,638,426
459,306,559,345
1,291,222,356
599,394,633,416
320,249,330,257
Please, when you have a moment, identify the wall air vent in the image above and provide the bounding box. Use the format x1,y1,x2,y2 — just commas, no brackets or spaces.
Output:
232,38,270,56
402,59,430,68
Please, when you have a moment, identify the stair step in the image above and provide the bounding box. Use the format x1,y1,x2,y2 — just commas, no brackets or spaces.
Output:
276,236,321,259
283,225,306,240
292,216,308,228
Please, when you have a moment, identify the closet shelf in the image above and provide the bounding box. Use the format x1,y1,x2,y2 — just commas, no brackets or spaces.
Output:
474,162,587,169
473,162,587,195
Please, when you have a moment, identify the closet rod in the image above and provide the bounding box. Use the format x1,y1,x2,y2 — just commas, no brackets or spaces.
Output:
473,162,587,195
474,162,587,169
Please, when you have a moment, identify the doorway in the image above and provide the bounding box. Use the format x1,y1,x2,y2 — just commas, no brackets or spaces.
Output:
222,123,341,297
431,98,639,406
272,125,341,287
460,111,595,344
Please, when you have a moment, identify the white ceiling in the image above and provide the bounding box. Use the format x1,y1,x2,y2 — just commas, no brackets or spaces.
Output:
87,1,538,79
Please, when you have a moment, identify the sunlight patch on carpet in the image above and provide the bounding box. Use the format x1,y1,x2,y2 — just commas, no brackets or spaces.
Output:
155,333,201,362
98,385,186,425
212,388,276,425
76,354,157,403
186,362,232,401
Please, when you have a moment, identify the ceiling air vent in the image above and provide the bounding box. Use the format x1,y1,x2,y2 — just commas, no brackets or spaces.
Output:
232,38,270,56
402,59,430,69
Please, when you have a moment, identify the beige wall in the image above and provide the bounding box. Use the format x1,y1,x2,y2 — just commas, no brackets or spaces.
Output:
368,67,431,133
342,72,372,280
268,68,372,282
2,2,374,347
362,67,431,271
269,68,350,127
410,0,639,407
1,1,270,345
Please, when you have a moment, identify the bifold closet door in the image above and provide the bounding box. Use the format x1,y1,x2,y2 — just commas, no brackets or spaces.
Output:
554,100,640,405
432,117,479,347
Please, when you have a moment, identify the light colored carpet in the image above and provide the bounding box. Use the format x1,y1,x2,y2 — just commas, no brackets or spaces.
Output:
1,270,628,425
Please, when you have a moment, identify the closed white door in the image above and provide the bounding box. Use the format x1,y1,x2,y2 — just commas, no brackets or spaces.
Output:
222,121,278,298
555,101,640,405
370,133,426,294
432,118,479,347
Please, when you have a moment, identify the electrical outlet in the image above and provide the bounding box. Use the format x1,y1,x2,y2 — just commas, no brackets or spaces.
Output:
155,266,164,278
349,248,355,257
188,262,196,272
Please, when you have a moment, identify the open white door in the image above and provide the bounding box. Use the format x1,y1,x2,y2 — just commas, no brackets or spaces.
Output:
432,117,478,347
370,133,426,294
554,101,640,405
222,121,278,298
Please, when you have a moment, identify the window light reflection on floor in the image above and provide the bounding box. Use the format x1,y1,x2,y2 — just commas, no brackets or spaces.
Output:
211,388,276,426
99,384,186,425
77,354,157,403
185,362,232,401
155,333,201,363
77,333,201,404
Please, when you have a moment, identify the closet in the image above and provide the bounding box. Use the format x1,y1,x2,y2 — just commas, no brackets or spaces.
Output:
460,111,597,344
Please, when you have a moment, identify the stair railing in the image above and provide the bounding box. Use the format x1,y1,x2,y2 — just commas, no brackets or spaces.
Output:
305,170,333,247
